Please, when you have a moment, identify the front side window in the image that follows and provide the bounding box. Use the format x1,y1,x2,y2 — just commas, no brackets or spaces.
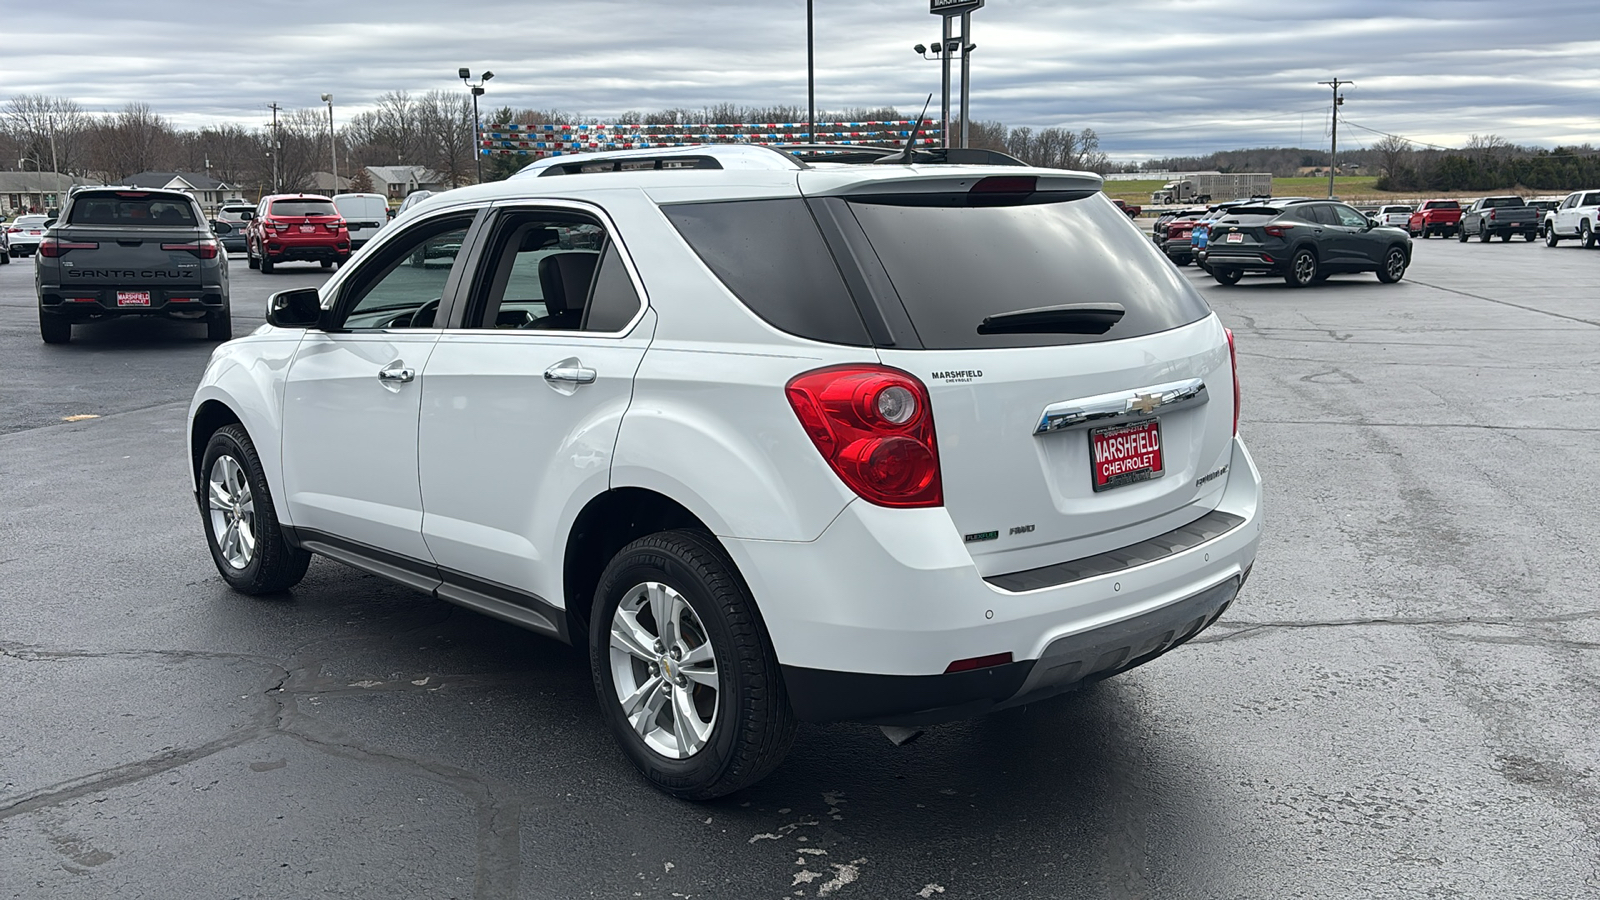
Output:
337,214,475,329
1331,205,1369,228
463,209,638,332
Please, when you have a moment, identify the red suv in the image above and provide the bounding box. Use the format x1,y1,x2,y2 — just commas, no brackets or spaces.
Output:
245,194,350,272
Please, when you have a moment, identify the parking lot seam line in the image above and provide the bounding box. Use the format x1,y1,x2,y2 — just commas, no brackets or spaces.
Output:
1405,278,1600,329
1196,609,1600,645
0,399,189,440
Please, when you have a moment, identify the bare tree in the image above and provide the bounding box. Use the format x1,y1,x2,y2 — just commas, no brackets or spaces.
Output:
416,90,474,186
1372,133,1411,179
89,102,177,180
5,94,92,174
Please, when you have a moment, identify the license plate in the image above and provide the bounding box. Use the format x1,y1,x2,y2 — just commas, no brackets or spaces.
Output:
299,224,315,233
1090,419,1163,492
116,291,151,307
1226,233,1244,243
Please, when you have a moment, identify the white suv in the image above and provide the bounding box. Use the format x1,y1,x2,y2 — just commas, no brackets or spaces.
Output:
1543,189,1600,248
188,145,1262,798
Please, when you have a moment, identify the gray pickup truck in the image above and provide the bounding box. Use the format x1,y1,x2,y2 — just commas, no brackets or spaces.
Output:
1458,195,1539,243
35,187,233,344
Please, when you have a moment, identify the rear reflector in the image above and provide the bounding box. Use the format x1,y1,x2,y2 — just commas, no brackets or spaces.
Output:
945,652,1013,674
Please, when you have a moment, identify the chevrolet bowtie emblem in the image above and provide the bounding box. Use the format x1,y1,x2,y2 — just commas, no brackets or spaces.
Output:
1128,393,1162,414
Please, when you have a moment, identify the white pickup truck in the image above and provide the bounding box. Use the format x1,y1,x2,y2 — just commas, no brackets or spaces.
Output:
1543,189,1600,248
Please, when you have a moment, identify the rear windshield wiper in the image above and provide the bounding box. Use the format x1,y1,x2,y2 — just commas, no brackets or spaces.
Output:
977,303,1125,335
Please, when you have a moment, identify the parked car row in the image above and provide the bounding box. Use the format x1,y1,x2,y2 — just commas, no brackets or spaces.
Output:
1542,189,1600,248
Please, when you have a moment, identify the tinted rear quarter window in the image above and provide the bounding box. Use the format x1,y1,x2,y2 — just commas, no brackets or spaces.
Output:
663,199,869,346
1583,193,1600,206
846,194,1211,349
68,193,196,226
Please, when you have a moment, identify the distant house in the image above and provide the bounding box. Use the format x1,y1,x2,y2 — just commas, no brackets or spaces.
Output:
308,171,351,194
365,166,448,202
124,172,246,213
0,172,101,216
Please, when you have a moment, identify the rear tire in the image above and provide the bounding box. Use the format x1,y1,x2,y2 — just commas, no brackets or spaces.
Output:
39,310,71,344
207,309,232,341
320,260,333,269
0,248,10,263
260,253,274,273
1499,232,1511,242
591,529,796,800
1524,230,1537,242
1479,227,1491,243
1377,246,1408,283
1284,248,1317,287
200,424,311,594
1212,268,1242,286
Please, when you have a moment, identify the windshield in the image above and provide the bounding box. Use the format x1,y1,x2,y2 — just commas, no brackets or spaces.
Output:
67,193,197,226
846,194,1211,349
270,199,338,217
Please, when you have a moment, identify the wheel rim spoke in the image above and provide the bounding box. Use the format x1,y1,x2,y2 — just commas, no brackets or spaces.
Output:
208,479,231,510
671,687,706,755
609,609,656,662
648,583,680,649
679,640,714,666
631,679,668,737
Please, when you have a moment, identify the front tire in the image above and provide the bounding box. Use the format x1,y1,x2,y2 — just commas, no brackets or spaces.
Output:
1583,221,1595,249
1377,246,1408,283
1547,226,1562,247
246,241,259,270
1458,227,1469,243
591,530,796,800
259,253,274,273
39,310,71,344
1284,248,1317,287
200,424,311,594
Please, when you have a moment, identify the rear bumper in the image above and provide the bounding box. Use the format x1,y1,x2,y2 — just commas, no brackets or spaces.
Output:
39,283,227,316
264,241,349,262
725,436,1263,726
1164,239,1194,258
1204,249,1286,274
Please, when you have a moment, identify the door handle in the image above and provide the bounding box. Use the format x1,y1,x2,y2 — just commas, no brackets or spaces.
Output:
544,364,597,385
378,364,415,384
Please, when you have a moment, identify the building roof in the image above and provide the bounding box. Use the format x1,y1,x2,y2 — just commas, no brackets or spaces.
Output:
0,171,101,192
125,171,238,191
366,165,446,186
309,171,351,192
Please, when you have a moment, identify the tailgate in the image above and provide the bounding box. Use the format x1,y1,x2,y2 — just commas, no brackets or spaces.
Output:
51,226,211,288
880,317,1234,576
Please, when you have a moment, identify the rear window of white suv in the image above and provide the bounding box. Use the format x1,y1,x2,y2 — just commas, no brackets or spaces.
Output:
845,193,1212,349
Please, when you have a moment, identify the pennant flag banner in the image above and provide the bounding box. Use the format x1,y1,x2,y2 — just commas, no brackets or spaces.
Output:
475,121,944,158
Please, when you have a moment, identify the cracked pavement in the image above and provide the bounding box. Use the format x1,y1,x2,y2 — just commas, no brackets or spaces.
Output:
2,241,1598,898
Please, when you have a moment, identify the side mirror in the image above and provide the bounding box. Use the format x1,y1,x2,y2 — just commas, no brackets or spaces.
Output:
212,221,233,234
266,288,323,329
1367,218,1380,229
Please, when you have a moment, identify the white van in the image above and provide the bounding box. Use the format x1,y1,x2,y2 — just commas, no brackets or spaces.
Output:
331,193,390,249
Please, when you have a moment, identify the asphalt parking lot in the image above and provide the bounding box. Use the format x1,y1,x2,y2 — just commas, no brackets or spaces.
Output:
2,239,1597,899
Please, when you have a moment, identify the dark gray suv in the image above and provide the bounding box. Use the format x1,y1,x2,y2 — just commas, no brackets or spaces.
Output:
36,188,233,343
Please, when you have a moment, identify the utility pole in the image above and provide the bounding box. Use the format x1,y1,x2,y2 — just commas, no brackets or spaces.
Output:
268,102,282,192
806,0,815,143
321,94,337,191
958,11,972,148
1318,78,1351,199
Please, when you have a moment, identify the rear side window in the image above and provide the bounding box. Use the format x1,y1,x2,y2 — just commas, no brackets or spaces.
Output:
845,195,1211,349
270,199,338,217
1583,193,1600,206
67,193,197,226
664,199,869,346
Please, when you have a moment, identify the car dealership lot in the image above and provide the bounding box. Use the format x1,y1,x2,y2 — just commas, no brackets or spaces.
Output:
2,241,1597,897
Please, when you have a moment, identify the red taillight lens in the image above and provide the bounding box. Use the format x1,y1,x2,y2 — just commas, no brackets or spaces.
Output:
162,240,219,259
325,220,344,232
1262,224,1291,238
1226,327,1240,436
271,220,288,232
785,365,942,508
38,238,99,257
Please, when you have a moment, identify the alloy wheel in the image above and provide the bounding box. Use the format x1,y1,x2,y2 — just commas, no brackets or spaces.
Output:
608,581,720,759
207,455,256,569
1293,251,1316,285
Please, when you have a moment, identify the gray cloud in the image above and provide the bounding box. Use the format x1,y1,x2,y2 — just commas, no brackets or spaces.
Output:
8,0,1597,158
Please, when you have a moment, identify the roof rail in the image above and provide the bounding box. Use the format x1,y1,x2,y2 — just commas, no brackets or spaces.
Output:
516,143,804,178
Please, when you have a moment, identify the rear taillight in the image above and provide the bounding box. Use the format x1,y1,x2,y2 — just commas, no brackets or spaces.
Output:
785,365,942,508
1226,327,1240,436
326,220,345,232
38,238,99,257
162,239,219,259
1488,209,1497,221
271,220,288,232
1262,224,1291,238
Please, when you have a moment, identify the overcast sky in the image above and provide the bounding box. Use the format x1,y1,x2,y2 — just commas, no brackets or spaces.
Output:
7,0,1597,159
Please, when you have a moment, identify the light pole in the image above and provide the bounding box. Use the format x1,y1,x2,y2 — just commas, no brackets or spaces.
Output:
806,0,814,143
18,157,40,171
913,39,961,149
320,93,337,192
459,68,493,183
